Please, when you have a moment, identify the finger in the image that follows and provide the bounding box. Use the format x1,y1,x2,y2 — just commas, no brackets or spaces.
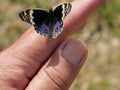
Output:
2,0,105,82
26,39,88,90
64,0,105,34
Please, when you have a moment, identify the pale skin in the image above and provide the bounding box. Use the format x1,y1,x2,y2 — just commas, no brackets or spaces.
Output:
0,0,105,90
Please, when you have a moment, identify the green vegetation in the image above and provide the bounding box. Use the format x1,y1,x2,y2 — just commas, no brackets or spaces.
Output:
95,1,120,37
88,81,110,90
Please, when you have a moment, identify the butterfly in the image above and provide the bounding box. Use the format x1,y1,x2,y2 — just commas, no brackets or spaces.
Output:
19,3,72,39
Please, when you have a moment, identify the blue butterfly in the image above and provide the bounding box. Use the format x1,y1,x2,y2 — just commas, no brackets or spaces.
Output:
19,3,72,39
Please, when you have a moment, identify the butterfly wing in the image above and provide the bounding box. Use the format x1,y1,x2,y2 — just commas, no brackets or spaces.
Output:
19,9,52,38
54,3,72,22
52,3,72,38
19,3,72,39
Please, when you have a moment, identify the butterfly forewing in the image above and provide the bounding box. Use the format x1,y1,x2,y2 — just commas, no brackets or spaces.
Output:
53,3,72,21
19,9,48,29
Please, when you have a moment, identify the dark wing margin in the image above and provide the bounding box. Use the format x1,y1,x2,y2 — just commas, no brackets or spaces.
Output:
19,9,48,31
53,3,72,22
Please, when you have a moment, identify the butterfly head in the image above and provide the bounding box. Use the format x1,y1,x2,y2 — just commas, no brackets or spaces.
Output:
49,8,53,12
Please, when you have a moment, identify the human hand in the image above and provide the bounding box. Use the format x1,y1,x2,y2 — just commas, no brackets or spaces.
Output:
0,0,105,90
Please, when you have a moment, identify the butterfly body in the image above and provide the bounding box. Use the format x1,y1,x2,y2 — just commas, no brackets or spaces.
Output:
19,3,72,38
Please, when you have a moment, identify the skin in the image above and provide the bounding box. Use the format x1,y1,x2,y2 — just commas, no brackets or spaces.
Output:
0,0,105,90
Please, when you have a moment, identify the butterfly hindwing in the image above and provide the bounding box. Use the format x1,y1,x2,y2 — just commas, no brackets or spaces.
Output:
52,21,62,38
38,22,51,38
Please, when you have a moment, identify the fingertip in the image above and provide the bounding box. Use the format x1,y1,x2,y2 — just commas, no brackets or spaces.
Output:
62,39,88,65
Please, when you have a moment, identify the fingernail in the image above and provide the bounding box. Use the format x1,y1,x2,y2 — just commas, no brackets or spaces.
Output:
62,39,87,64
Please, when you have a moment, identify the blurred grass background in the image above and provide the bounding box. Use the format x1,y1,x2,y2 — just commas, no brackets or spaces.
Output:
0,0,120,90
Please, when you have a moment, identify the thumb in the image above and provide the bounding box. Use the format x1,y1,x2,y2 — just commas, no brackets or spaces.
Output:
26,39,88,90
